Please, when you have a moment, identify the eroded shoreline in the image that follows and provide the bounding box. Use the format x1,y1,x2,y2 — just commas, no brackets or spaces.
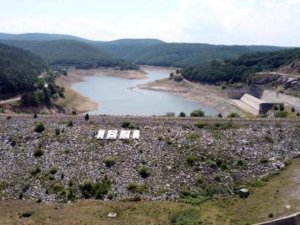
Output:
138,78,243,116
55,68,148,113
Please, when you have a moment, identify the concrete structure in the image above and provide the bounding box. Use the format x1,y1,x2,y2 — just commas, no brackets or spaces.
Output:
231,93,281,115
107,213,117,218
239,188,250,199
261,90,300,112
96,130,140,140
256,212,300,225
226,87,263,99
96,130,106,139
106,130,118,139
132,130,140,139
119,130,131,139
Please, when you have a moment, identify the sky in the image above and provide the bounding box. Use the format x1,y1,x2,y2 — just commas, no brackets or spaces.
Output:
0,0,299,46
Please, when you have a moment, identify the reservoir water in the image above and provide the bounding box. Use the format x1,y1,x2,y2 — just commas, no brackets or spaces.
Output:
72,69,218,116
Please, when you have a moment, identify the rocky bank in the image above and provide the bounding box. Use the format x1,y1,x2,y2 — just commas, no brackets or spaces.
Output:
0,115,300,203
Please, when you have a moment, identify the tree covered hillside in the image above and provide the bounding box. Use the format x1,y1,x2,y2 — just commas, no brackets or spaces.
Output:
0,32,90,42
0,43,47,95
94,39,165,59
182,48,300,84
1,40,138,69
95,42,283,67
0,33,283,68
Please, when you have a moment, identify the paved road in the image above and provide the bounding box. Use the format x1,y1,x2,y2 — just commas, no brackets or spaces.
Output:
0,97,20,105
258,71,300,78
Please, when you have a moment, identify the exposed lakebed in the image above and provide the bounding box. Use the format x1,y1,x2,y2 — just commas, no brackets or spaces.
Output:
72,68,218,116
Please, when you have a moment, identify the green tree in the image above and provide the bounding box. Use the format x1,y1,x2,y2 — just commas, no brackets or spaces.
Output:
190,109,205,117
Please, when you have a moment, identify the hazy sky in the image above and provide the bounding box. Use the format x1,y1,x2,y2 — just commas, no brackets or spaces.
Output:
0,0,299,46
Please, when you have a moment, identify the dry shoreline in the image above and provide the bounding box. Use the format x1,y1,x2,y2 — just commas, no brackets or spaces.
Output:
138,78,244,116
55,67,148,113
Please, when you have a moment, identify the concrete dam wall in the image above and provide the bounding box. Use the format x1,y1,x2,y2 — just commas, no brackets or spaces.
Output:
256,212,300,225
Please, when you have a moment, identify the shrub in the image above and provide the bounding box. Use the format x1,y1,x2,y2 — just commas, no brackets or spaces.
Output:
179,112,186,117
174,75,183,82
121,121,131,128
127,183,147,194
48,174,55,180
260,158,269,164
20,211,34,218
84,114,90,121
188,133,199,141
67,120,73,127
169,72,174,79
264,135,274,143
195,176,204,186
67,187,77,201
166,138,173,145
34,121,45,133
208,159,217,169
279,104,285,111
214,175,221,182
47,182,65,196
195,121,207,129
55,128,60,136
274,111,288,118
30,167,41,176
79,178,111,199
33,148,44,157
138,166,150,178
104,156,116,168
50,167,58,175
228,112,240,118
237,160,244,167
131,124,139,130
9,136,17,147
165,112,176,117
190,109,205,117
186,154,198,166
216,159,223,167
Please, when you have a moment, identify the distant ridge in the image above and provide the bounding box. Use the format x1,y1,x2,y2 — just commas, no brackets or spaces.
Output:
106,38,165,45
0,32,91,42
0,39,137,69
0,32,285,68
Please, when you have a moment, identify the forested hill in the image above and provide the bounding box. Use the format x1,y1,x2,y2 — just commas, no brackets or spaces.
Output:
181,48,300,84
0,33,284,68
1,40,138,69
95,42,283,67
0,32,90,42
94,39,165,59
0,43,47,94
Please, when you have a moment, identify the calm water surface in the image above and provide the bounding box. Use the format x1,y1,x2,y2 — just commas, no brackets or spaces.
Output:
72,69,218,116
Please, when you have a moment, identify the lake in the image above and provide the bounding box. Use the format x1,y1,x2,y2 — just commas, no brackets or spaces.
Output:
72,69,218,116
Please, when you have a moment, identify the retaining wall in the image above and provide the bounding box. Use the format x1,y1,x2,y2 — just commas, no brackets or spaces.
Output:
256,212,300,225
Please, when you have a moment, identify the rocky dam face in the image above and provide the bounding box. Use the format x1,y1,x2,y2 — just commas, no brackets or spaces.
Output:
0,115,300,202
